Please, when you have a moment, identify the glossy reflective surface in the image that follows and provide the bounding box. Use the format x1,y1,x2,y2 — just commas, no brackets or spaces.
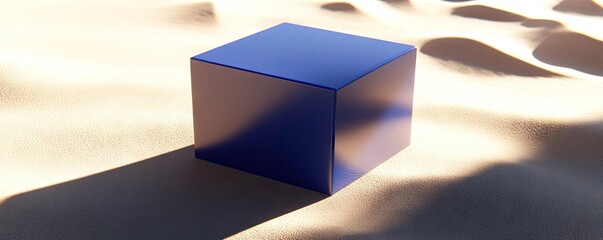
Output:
191,23,416,194
192,23,414,90
191,60,334,194
333,49,416,193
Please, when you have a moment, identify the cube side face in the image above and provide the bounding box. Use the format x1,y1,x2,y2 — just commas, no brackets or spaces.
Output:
332,49,417,193
191,59,335,194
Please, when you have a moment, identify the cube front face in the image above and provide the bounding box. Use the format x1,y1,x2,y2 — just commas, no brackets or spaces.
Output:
191,59,335,194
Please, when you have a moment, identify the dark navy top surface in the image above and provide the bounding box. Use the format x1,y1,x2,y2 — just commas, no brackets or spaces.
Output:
192,23,415,90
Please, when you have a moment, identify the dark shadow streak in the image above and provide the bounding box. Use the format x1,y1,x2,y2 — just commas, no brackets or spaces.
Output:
534,31,603,76
0,146,326,239
452,5,527,22
421,37,562,77
553,0,603,17
321,2,358,12
351,160,603,239
379,0,411,6
450,5,564,32
521,19,563,28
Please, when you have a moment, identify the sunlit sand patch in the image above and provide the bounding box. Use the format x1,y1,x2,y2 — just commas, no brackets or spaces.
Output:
414,56,603,122
0,54,190,113
376,122,527,179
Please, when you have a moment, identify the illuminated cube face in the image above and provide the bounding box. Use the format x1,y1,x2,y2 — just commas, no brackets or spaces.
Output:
191,23,416,194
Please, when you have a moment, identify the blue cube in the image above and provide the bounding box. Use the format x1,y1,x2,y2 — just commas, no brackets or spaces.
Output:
191,23,416,195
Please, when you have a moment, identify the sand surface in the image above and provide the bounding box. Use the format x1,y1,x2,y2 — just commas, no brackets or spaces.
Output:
1,0,603,239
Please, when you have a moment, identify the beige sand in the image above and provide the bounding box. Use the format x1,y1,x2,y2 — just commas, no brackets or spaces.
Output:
1,0,603,239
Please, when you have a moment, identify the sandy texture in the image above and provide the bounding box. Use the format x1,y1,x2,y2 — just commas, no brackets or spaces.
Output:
1,0,603,239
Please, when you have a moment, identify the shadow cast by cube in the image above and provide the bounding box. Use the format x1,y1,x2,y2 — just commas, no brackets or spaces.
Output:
0,146,326,239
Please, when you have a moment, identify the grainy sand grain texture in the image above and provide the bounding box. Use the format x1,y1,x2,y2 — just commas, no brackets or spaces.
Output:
1,0,603,239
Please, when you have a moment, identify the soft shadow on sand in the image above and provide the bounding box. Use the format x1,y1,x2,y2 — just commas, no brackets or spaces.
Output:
521,19,563,28
0,146,325,239
421,38,561,77
304,109,603,239
321,2,358,12
451,6,564,30
553,0,603,16
534,31,603,76
351,161,603,239
452,5,527,22
361,121,603,239
170,2,215,25
379,0,411,6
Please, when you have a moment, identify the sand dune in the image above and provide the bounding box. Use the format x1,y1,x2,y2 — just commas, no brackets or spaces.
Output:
421,38,561,77
379,0,410,5
553,0,603,16
452,5,527,22
1,0,603,239
171,2,215,24
322,2,358,12
534,31,603,76
521,19,563,28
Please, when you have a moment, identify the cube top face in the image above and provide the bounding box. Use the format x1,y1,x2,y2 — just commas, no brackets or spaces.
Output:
192,22,415,90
